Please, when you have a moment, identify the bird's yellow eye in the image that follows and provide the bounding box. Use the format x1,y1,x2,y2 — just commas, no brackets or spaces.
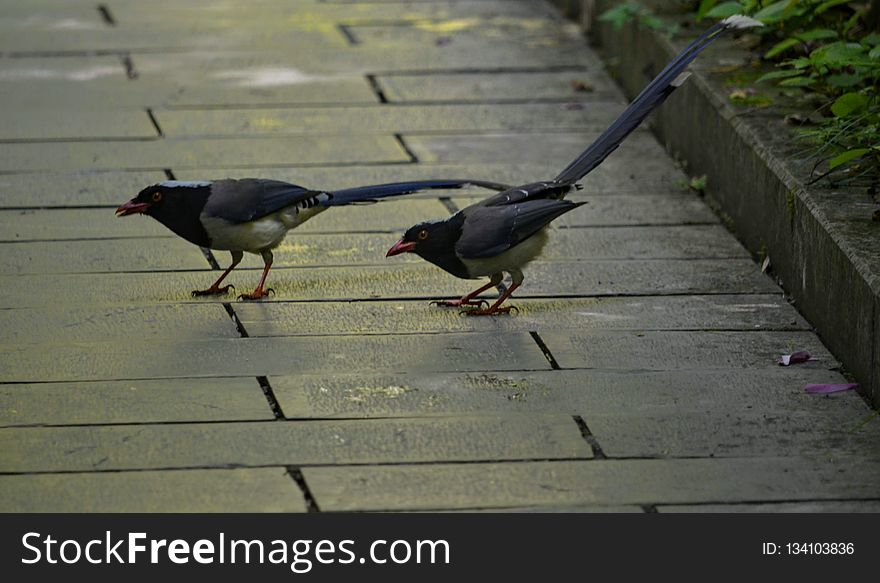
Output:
151,191,163,203
417,229,429,240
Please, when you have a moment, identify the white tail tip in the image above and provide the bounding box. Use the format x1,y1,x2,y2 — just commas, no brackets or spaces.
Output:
721,14,764,29
671,71,691,88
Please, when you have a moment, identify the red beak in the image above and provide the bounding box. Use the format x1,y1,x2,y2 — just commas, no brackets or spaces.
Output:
115,199,150,217
386,239,417,257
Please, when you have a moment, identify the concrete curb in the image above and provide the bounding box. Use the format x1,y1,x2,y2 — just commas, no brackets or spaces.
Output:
550,0,879,408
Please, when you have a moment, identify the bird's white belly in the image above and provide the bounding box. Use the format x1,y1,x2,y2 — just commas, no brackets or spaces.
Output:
200,206,327,253
461,228,549,277
201,214,289,252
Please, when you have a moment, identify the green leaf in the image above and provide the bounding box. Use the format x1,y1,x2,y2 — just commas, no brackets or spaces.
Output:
705,1,744,19
765,38,800,59
828,148,870,169
815,0,854,15
810,42,866,67
689,175,708,191
756,69,804,82
831,92,869,117
753,1,792,24
797,29,838,42
825,73,863,88
869,46,880,60
638,12,667,31
598,4,637,30
696,0,719,21
862,33,880,47
778,76,814,87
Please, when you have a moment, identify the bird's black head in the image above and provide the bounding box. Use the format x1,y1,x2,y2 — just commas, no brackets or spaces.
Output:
116,181,214,247
386,214,469,278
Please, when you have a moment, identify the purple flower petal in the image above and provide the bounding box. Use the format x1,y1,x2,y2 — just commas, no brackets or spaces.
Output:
804,383,858,394
777,350,815,366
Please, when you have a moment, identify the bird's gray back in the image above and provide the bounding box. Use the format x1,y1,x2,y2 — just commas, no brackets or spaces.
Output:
456,199,583,259
203,179,317,223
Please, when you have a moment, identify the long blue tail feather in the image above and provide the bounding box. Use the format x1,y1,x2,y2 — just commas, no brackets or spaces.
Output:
554,15,762,184
325,179,510,206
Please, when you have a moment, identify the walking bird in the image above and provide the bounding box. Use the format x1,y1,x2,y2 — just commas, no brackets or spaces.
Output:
116,178,506,299
386,15,762,315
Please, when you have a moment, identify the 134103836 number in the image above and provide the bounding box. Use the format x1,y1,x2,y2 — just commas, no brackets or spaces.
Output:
786,542,854,555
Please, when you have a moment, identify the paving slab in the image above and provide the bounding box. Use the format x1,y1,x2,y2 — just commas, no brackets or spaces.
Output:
0,111,156,141
0,56,376,110
161,76,378,108
346,18,574,52
3,36,592,74
0,304,236,344
0,82,148,111
0,468,307,512
0,415,591,473
583,410,880,458
405,130,668,165
659,501,880,513
0,25,340,55
0,260,778,308
0,135,408,172
155,102,627,137
110,0,563,24
0,377,272,427
0,332,549,383
131,52,378,105
0,57,138,110
0,1,96,24
539,330,836,371
1,238,208,274
302,457,880,511
2,0,875,514
237,294,807,338
463,505,645,513
269,368,864,420
0,171,168,208
0,208,180,241
376,70,622,102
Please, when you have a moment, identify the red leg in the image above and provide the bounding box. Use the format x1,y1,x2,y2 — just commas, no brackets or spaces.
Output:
462,283,520,316
430,280,496,309
238,251,274,301
192,251,242,297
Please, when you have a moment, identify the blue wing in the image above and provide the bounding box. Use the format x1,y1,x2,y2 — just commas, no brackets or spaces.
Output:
203,179,319,223
456,199,584,259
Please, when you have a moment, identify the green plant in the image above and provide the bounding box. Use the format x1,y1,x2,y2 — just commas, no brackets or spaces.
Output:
693,1,879,185
599,2,681,35
600,1,879,185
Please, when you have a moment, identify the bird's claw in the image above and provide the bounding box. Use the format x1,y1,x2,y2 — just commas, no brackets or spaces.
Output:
460,305,519,316
430,298,489,309
191,285,234,297
237,288,274,301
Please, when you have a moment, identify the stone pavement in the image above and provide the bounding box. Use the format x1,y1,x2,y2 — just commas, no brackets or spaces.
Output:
1,0,878,512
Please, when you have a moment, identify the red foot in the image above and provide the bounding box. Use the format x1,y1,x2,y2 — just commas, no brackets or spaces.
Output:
192,285,234,297
461,305,519,316
430,298,489,309
237,288,275,301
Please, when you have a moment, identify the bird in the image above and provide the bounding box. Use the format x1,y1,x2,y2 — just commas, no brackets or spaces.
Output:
386,15,762,315
116,177,507,299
